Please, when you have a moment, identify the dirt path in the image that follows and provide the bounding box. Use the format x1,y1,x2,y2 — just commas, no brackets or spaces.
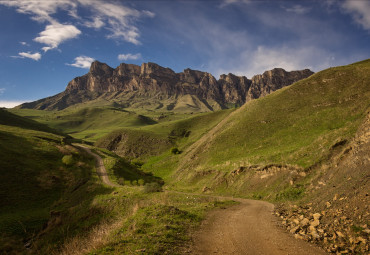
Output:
191,197,328,255
74,144,118,187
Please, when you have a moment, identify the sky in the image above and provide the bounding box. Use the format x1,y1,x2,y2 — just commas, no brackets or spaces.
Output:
0,0,369,108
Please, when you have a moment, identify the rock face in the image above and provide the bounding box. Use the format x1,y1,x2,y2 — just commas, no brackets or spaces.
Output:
20,61,313,111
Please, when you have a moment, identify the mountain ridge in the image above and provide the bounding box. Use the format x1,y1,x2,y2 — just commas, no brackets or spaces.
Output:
19,61,313,111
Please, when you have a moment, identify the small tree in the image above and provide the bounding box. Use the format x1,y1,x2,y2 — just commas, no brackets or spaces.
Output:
138,179,145,186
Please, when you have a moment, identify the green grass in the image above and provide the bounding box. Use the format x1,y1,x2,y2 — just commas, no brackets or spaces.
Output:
9,107,158,142
89,192,237,255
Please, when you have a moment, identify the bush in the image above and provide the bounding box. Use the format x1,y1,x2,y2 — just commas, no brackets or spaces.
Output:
62,155,74,166
138,179,145,186
170,147,180,154
118,178,125,185
143,182,162,193
131,159,144,168
132,180,138,186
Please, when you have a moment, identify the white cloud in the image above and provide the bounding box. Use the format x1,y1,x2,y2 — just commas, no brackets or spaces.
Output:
0,100,25,108
283,5,311,14
0,0,77,23
34,23,81,52
0,0,154,48
215,45,337,78
83,16,104,29
78,0,144,44
67,56,95,69
18,51,41,61
342,0,370,31
220,0,250,7
0,88,5,95
118,53,142,61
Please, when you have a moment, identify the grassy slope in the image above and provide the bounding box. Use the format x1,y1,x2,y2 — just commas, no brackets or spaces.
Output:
10,107,158,142
0,110,99,253
136,59,370,198
95,109,233,161
177,59,370,172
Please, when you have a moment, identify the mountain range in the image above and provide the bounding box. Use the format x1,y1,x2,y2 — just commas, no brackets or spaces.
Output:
19,61,313,111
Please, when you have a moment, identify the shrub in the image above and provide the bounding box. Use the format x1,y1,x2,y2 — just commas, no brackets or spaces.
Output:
143,182,162,193
132,180,138,186
62,155,74,166
131,159,144,168
138,179,145,186
170,147,180,154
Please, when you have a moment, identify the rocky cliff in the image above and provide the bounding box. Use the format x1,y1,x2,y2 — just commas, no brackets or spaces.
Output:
20,61,313,111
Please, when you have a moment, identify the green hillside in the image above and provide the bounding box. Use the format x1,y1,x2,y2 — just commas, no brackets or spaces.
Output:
175,59,370,173
0,110,231,254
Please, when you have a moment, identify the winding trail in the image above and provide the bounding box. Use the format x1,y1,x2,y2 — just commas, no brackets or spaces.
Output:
74,144,118,187
190,196,328,255
74,145,327,254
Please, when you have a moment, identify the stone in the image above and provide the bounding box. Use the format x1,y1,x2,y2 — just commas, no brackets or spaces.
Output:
310,219,320,227
300,218,310,227
313,213,322,220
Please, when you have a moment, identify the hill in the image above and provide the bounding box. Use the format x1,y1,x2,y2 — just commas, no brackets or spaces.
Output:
18,61,313,112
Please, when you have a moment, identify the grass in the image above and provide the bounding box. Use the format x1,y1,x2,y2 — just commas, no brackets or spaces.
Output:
88,192,237,255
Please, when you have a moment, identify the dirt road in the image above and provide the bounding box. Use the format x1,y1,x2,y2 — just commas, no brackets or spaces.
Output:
191,197,328,255
75,144,118,187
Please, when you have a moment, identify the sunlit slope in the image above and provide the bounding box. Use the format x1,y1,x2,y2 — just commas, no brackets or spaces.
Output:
10,106,159,142
178,59,370,173
96,109,234,159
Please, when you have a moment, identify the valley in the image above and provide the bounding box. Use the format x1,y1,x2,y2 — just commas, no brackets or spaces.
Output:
0,59,369,254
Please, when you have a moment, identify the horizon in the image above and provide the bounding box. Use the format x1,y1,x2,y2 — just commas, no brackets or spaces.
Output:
0,0,369,107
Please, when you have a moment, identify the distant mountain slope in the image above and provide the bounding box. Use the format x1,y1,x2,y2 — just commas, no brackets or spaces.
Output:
18,61,313,111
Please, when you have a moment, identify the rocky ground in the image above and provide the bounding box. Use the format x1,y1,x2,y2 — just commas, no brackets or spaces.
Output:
275,111,370,254
275,202,369,254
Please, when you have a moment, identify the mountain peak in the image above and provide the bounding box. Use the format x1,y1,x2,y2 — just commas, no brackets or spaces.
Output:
20,61,314,111
89,61,113,76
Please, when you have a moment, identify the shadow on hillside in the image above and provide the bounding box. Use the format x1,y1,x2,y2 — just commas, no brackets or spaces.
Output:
110,157,164,186
0,130,115,253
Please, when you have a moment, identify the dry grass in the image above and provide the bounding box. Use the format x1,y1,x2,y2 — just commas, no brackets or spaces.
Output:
56,219,122,255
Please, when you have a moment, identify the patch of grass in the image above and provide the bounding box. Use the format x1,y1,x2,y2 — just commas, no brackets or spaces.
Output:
275,186,305,201
90,192,237,254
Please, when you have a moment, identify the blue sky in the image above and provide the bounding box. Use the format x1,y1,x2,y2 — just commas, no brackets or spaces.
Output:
0,0,369,108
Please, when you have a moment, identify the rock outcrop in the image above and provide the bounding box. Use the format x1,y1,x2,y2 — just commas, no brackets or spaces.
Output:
20,61,313,111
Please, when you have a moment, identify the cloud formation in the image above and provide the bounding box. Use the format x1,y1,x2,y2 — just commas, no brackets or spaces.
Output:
342,0,370,31
118,53,142,61
0,0,155,51
18,51,42,61
0,88,5,95
283,5,311,14
67,55,95,68
34,23,81,52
